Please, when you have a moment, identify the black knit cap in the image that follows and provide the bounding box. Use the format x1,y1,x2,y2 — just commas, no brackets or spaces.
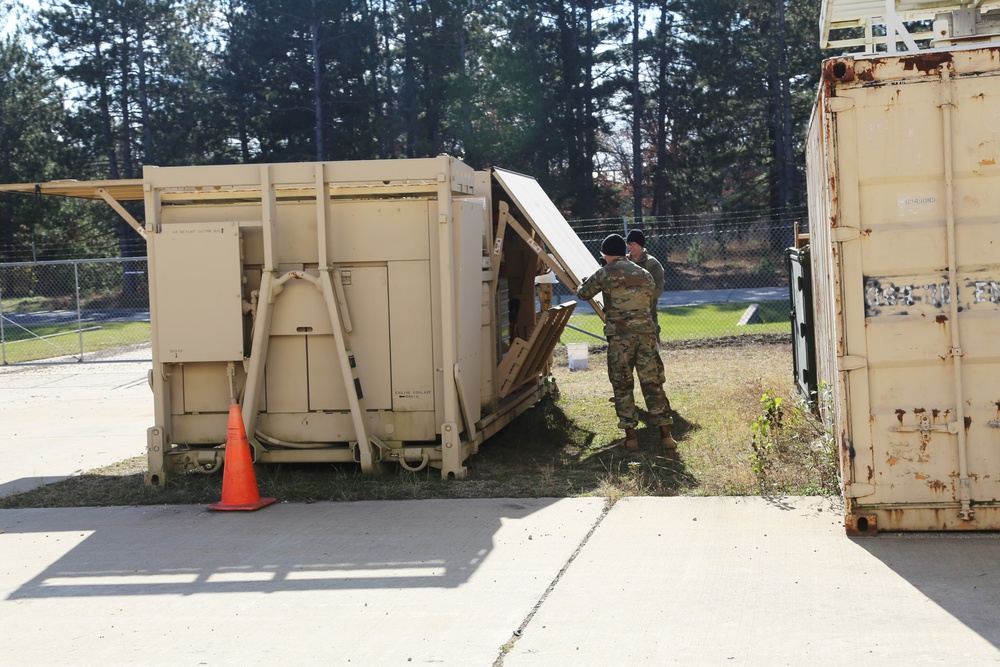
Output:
626,229,645,247
600,233,627,257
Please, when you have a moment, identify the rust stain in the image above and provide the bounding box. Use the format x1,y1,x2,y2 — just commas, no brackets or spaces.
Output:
915,473,928,480
927,479,948,493
980,159,996,166
965,416,972,431
823,59,855,83
895,409,906,424
935,314,948,324
932,408,940,421
900,51,953,73
887,455,899,466
867,465,873,482
914,407,926,415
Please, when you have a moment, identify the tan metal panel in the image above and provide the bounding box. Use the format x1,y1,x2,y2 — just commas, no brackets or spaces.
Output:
168,365,185,416
264,336,309,414
181,362,232,414
307,266,392,412
270,279,333,336
151,221,244,362
480,281,496,407
326,200,431,263
388,261,435,412
170,413,228,444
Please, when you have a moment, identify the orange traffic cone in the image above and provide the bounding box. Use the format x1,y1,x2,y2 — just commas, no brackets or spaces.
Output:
208,404,276,511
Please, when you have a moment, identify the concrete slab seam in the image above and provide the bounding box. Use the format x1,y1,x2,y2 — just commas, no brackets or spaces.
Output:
492,501,613,666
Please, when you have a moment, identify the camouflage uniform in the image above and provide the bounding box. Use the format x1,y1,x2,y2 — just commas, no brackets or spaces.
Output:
630,250,664,338
576,257,673,430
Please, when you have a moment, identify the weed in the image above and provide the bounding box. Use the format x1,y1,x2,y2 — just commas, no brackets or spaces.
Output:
748,389,837,496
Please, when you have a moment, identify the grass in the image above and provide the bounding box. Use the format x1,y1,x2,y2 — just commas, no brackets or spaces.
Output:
0,321,151,363
0,337,838,509
562,300,791,343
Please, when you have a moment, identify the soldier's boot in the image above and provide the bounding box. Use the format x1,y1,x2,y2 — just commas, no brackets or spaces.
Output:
660,425,678,450
623,427,639,452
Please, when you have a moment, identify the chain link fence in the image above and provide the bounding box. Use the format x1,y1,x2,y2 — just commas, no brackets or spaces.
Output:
0,258,151,364
0,213,800,364
556,214,802,347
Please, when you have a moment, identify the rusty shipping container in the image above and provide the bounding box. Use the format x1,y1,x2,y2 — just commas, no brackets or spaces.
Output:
807,46,1000,532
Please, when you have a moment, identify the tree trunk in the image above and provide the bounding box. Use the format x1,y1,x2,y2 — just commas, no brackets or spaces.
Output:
631,0,642,222
311,0,325,161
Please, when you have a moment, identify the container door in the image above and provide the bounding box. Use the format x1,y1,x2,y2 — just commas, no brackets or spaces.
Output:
831,69,1000,522
786,247,816,404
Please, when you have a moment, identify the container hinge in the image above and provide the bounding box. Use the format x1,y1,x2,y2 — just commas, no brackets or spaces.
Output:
831,227,860,243
838,355,866,371
826,97,855,113
846,483,875,498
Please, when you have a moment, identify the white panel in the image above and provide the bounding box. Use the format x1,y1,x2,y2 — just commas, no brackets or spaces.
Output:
492,168,602,307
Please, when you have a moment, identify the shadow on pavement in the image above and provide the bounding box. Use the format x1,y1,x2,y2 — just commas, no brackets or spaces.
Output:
3,498,576,600
852,533,1000,649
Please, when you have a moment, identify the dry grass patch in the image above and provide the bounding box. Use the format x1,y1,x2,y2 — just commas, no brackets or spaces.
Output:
0,337,836,509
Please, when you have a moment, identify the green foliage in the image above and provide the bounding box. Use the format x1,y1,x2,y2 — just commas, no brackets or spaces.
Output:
753,257,774,276
749,389,837,496
686,237,707,267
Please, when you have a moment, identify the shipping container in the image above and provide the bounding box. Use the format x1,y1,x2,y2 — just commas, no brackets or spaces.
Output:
806,46,1000,532
1,157,603,484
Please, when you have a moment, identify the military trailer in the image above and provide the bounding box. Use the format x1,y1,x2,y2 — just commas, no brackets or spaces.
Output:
2,157,603,484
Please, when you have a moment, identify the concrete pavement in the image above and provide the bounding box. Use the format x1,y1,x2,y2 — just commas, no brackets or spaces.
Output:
2,359,1000,666
0,358,151,497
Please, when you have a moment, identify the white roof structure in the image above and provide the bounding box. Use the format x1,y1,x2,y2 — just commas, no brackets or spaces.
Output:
821,0,1000,52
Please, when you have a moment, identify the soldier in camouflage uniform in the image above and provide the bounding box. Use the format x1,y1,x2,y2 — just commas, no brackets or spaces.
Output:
576,233,678,452
626,229,664,339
